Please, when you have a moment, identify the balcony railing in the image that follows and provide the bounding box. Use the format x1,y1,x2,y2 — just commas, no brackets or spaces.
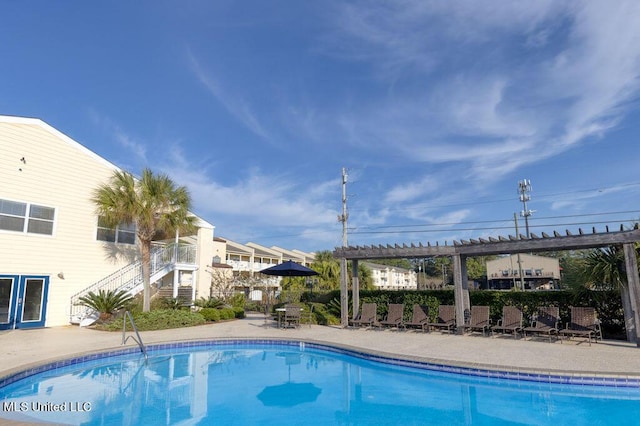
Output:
70,243,196,321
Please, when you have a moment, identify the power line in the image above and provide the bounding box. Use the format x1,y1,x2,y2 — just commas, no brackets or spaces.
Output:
346,181,640,214
348,219,638,236
348,210,640,231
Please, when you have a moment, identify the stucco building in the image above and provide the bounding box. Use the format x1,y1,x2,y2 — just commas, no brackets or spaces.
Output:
363,262,418,290
485,253,561,290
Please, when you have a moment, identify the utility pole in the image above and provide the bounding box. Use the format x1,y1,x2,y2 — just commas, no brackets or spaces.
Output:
514,213,525,291
340,167,348,247
338,168,349,327
518,179,533,238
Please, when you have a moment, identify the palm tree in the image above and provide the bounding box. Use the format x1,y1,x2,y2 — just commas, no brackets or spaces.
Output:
78,289,133,321
581,245,638,342
93,169,196,312
311,250,341,290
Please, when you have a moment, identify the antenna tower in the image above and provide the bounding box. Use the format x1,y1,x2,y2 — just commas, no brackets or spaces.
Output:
518,179,534,237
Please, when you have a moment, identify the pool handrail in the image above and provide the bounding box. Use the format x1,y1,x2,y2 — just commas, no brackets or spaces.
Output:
122,311,148,362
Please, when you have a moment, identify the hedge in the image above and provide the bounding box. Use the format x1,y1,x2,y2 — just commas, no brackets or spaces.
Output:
342,289,625,339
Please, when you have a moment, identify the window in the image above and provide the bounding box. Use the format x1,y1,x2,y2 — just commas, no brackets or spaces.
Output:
96,217,136,244
27,205,55,235
0,199,55,235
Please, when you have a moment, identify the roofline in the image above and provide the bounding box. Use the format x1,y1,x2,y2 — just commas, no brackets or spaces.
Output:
0,115,214,229
0,115,122,172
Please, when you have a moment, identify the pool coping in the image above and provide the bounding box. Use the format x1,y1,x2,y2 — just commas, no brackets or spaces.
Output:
2,337,640,389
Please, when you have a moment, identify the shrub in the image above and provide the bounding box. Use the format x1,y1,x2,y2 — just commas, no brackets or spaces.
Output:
194,297,225,308
228,293,245,308
218,308,236,320
199,308,221,322
232,307,246,319
243,300,261,312
78,289,133,321
160,297,191,310
99,309,205,331
342,289,625,339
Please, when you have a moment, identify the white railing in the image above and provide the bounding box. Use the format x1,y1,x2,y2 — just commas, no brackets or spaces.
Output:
70,243,196,321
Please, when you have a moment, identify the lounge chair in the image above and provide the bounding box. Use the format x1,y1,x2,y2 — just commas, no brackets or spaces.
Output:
559,307,602,345
377,303,405,329
463,305,490,336
349,303,378,328
404,304,429,332
491,306,523,338
523,306,559,342
426,305,456,333
283,304,302,328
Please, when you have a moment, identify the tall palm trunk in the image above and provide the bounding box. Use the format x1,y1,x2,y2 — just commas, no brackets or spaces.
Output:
141,241,151,312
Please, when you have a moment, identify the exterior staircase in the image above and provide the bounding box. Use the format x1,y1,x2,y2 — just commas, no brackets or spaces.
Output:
70,243,197,324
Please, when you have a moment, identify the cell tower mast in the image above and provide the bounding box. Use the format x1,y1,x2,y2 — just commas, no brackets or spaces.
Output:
518,179,534,238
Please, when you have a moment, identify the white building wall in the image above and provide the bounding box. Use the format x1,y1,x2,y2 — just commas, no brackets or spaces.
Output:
364,262,418,290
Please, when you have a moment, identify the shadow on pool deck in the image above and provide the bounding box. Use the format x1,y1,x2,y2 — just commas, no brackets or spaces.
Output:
2,312,640,381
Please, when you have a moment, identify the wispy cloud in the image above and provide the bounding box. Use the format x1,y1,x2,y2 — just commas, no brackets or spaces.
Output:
87,110,147,164
187,50,271,141
384,175,440,203
159,144,341,245
315,0,640,190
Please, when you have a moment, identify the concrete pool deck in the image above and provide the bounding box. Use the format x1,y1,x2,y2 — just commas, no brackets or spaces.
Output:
2,312,640,382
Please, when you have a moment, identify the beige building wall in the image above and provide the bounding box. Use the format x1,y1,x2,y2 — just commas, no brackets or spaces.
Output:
194,224,214,299
0,116,214,327
486,254,561,280
1,117,137,327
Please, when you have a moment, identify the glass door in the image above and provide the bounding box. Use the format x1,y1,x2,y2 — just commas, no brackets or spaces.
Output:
0,275,49,329
0,276,18,329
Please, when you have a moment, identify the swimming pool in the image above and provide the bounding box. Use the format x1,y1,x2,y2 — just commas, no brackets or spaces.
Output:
1,340,639,425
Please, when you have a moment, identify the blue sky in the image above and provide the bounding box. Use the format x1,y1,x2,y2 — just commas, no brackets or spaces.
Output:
2,1,640,253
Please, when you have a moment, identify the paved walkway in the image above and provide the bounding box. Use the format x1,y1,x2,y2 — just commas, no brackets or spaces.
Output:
2,313,640,381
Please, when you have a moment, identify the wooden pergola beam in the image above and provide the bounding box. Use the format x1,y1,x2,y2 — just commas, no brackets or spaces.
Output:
335,224,640,342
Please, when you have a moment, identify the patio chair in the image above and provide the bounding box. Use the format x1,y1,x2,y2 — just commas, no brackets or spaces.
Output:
377,303,405,329
559,307,602,346
463,305,491,336
523,306,559,342
349,303,378,328
491,306,523,338
301,304,315,327
404,304,429,332
283,304,302,329
426,305,456,333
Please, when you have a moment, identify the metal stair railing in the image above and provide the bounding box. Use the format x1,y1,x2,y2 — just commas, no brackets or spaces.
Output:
122,311,148,362
70,243,197,321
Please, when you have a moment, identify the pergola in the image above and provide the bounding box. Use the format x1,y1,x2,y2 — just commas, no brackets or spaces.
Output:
333,223,640,346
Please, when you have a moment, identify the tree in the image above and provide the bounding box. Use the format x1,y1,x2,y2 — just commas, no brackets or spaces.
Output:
351,262,374,290
466,256,494,282
581,245,639,342
93,169,196,312
207,267,236,300
310,250,341,290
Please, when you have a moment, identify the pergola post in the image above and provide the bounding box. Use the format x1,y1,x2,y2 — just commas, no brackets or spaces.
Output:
352,259,359,322
453,254,470,333
340,257,349,327
623,243,640,347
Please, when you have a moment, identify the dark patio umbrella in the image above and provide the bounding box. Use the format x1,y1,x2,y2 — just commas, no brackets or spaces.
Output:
259,260,319,277
259,260,318,325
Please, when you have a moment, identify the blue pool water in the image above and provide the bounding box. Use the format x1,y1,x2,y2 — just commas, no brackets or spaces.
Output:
1,341,639,425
